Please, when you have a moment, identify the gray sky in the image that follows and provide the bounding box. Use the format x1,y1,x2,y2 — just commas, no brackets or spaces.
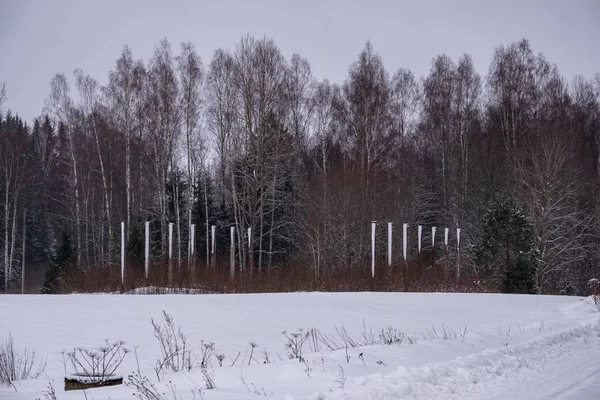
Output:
1,0,599,123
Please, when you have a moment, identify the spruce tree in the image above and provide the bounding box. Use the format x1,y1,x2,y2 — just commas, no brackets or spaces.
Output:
476,191,539,294
40,232,73,294
127,219,145,264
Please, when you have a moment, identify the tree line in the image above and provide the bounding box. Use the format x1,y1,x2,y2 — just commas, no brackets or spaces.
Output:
1,36,599,294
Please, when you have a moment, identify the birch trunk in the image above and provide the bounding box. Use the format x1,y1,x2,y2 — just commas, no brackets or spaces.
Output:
3,179,9,289
204,175,210,267
175,178,182,271
68,128,82,267
9,200,17,281
21,208,25,294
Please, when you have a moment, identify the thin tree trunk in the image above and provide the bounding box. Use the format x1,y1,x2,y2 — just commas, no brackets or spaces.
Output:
267,162,278,270
444,244,449,280
4,180,9,290
9,199,17,280
237,217,244,273
442,151,447,211
21,208,25,294
91,116,112,265
175,179,182,272
85,189,90,266
68,130,82,267
138,119,144,216
126,119,131,242
156,162,164,254
204,175,210,268
258,201,264,273
268,206,275,269
230,226,235,279
462,131,468,212
231,170,242,271
322,135,328,278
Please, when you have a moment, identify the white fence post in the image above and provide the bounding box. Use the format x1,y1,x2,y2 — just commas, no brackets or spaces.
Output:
431,226,437,268
417,225,423,253
371,221,376,278
168,223,173,260
190,224,196,258
444,227,449,280
211,225,216,269
387,222,392,267
190,223,196,281
121,221,125,286
402,223,408,262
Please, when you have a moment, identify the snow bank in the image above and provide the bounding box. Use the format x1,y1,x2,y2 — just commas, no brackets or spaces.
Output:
317,320,600,400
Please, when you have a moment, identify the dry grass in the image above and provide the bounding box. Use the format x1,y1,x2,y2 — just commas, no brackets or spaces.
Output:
0,334,46,387
53,257,494,294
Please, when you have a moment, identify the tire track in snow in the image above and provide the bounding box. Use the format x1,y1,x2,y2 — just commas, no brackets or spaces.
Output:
314,321,600,400
485,339,600,400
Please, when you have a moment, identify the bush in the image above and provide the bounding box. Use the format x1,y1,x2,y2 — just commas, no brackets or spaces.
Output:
127,348,205,400
152,311,197,379
0,334,46,386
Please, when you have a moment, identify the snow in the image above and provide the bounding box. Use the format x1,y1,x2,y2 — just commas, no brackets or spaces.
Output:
64,374,123,384
0,292,598,399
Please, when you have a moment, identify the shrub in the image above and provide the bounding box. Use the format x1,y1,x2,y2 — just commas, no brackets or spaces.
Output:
128,348,205,400
0,334,46,386
152,311,197,379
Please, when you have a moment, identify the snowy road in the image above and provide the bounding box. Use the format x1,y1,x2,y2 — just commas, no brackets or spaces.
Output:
484,333,600,400
321,321,600,400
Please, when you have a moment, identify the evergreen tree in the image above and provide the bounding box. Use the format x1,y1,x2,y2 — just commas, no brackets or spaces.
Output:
476,191,539,294
127,218,145,263
40,232,73,294
192,171,227,260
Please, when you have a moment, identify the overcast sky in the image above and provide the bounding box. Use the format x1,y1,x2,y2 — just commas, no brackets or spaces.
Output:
1,0,599,123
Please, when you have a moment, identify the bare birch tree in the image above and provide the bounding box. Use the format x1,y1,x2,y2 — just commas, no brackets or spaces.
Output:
231,35,291,272
1,115,30,288
105,46,135,240
132,59,148,217
517,133,594,292
147,39,180,259
453,54,481,212
487,39,552,164
390,68,420,142
74,69,113,265
177,41,204,272
44,74,82,266
206,48,238,266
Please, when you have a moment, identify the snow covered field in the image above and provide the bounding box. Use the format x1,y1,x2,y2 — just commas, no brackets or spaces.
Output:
1,292,598,399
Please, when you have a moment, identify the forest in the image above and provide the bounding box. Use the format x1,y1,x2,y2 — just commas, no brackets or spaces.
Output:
1,36,599,295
